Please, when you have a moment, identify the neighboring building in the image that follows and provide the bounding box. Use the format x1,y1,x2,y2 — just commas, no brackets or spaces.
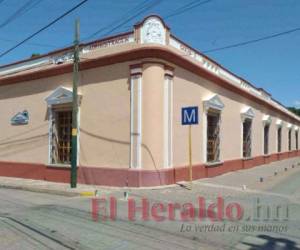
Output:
0,15,299,187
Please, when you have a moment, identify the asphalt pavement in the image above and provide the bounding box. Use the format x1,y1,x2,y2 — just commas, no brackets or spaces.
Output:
0,157,300,250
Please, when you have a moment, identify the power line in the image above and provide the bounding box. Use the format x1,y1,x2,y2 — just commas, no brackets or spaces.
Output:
44,0,160,50
164,0,213,19
101,0,162,38
84,0,150,41
119,0,213,33
0,0,89,59
0,0,43,29
61,0,161,48
0,37,56,48
203,26,300,53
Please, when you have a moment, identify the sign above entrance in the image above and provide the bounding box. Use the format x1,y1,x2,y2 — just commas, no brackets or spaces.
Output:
11,110,29,125
181,106,199,125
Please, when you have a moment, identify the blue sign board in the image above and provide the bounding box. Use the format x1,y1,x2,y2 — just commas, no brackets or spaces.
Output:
11,110,29,125
181,106,199,125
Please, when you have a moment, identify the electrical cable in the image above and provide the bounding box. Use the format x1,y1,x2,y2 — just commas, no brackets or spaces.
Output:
164,0,213,19
0,0,89,58
203,26,300,53
84,0,150,41
0,0,43,29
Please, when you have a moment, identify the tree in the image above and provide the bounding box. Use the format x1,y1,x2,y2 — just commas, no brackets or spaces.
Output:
31,53,40,58
288,107,300,117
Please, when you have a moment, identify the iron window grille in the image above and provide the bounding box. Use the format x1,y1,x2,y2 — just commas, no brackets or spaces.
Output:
51,109,72,164
264,124,270,155
295,131,298,150
207,110,220,162
243,119,252,158
288,129,292,151
277,127,282,153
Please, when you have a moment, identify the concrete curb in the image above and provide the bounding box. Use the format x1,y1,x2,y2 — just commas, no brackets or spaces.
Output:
0,183,82,197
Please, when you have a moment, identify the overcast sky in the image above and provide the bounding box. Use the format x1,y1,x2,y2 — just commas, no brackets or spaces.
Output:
0,0,299,107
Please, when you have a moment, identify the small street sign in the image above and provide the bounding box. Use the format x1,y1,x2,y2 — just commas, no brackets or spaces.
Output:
181,106,199,190
181,106,198,125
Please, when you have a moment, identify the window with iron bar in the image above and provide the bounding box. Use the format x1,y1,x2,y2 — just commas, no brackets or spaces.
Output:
277,127,282,153
243,118,252,158
51,109,72,165
296,131,299,150
207,110,220,163
288,129,292,151
264,124,270,155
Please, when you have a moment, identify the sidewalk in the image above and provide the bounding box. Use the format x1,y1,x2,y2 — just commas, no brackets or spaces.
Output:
199,156,300,190
0,177,97,197
0,156,299,197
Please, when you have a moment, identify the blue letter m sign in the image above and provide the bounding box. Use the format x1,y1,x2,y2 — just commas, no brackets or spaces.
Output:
181,106,199,125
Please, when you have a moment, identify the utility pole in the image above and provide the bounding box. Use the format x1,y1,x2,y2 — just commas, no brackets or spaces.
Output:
71,19,80,188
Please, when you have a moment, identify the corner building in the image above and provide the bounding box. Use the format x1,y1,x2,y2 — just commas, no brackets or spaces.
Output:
0,16,299,187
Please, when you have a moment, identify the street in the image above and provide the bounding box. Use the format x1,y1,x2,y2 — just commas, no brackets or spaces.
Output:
0,157,300,250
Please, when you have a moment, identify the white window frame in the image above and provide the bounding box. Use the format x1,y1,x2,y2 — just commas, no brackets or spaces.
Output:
262,115,272,155
203,95,224,163
295,126,299,150
45,86,81,166
287,123,293,151
240,107,255,158
276,120,283,153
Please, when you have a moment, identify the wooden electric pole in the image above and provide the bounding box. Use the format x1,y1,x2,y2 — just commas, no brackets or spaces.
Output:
71,19,80,188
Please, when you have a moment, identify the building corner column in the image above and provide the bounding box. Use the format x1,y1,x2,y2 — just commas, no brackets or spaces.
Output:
163,65,174,168
130,64,143,169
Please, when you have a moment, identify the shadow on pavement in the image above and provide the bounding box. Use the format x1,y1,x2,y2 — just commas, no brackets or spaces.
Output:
243,234,300,250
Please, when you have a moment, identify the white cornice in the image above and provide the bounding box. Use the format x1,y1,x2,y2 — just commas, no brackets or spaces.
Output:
276,119,283,127
262,115,272,125
203,94,225,112
45,86,82,106
241,107,255,121
0,16,299,124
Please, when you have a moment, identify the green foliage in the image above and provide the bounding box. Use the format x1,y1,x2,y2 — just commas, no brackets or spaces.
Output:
288,107,300,117
30,53,40,58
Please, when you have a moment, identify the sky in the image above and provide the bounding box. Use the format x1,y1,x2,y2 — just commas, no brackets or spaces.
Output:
0,0,299,107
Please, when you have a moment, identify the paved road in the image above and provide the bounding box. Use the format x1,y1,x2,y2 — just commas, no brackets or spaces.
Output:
0,158,300,249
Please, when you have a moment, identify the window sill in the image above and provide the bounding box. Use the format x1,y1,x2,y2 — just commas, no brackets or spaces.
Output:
205,161,223,168
242,157,253,161
263,154,271,158
46,163,71,168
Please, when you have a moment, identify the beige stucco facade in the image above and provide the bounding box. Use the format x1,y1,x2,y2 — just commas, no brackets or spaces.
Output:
0,15,299,186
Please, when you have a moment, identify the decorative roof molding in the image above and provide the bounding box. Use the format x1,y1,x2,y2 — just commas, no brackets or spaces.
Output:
258,88,272,100
139,16,167,45
262,115,272,125
241,107,255,121
130,64,143,76
203,94,225,112
0,15,299,125
276,119,283,127
45,86,81,106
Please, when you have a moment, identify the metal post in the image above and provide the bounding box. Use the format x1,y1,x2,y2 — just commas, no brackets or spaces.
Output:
71,19,80,188
189,125,193,188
